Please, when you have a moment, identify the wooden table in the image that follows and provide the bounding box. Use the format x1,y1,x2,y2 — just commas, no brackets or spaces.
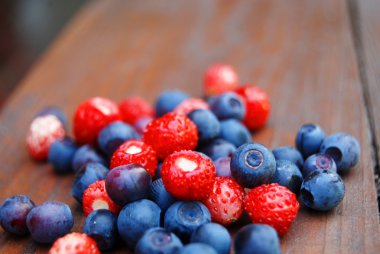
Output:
0,0,379,253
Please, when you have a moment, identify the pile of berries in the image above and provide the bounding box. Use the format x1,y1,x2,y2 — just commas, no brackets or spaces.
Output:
0,64,360,254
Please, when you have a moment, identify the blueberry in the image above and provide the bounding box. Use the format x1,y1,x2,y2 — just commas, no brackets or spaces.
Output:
190,223,230,254
219,119,252,147
117,199,161,249
0,195,35,236
72,162,108,203
214,157,232,177
83,209,118,250
164,201,211,243
320,133,360,174
234,224,281,254
155,90,189,117
198,139,236,161
303,153,337,177
271,160,303,195
272,146,304,169
150,178,176,212
26,201,73,244
187,109,220,144
48,138,78,174
135,227,183,254
209,92,246,120
34,106,67,128
296,123,325,158
134,116,154,134
155,162,163,179
106,164,152,206
97,121,139,157
179,243,217,254
72,145,107,172
231,143,276,188
300,170,345,211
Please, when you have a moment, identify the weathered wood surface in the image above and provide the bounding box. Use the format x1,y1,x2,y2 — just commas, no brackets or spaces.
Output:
0,0,379,253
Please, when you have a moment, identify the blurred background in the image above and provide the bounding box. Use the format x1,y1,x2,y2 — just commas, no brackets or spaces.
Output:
0,0,86,109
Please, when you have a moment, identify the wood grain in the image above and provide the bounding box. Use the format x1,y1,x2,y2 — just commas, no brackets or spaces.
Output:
0,0,379,253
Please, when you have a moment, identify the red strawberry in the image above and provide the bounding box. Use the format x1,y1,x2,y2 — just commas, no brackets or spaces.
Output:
142,113,198,159
235,85,271,130
119,97,154,124
202,177,244,225
161,150,216,200
244,183,299,236
173,98,209,116
73,97,121,145
82,180,121,217
49,232,100,254
204,64,239,96
26,115,65,160
110,140,157,176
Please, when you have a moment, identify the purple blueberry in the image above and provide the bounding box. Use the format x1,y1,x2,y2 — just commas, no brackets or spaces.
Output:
150,178,176,212
271,160,303,195
187,109,220,144
34,106,67,128
219,119,252,147
48,138,78,174
199,139,236,161
190,223,230,254
155,90,189,117
214,157,232,177
179,243,217,254
72,145,106,172
135,227,183,254
272,146,304,169
303,153,337,177
0,195,35,236
208,92,246,121
155,162,163,179
134,116,154,134
296,123,325,158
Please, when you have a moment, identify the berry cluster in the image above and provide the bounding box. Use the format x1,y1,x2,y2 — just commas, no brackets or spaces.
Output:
0,64,361,254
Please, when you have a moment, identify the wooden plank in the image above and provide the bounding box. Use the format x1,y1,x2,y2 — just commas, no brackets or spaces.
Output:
0,0,378,253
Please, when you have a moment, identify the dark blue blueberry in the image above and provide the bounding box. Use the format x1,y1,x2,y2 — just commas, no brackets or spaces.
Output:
150,178,176,212
295,123,325,158
272,146,304,169
231,143,276,188
34,106,67,128
164,201,211,243
0,195,35,236
180,243,217,254
234,224,281,254
303,153,337,177
26,201,73,244
72,162,108,203
97,121,139,157
198,139,236,161
300,170,345,211
106,164,152,206
190,223,230,254
320,133,360,174
213,157,232,177
117,199,161,249
72,145,106,172
219,119,251,147
155,90,189,117
48,138,78,174
83,209,118,250
155,162,163,179
209,92,246,120
135,227,183,254
187,109,220,144
271,160,303,195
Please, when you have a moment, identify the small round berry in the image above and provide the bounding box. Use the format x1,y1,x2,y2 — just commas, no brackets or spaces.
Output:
218,119,252,147
190,223,230,254
213,157,232,177
155,90,189,117
174,98,209,116
272,146,304,170
209,92,246,120
303,153,337,177
198,139,236,161
204,64,239,97
187,109,220,144
150,178,177,212
271,160,303,195
72,145,106,173
180,243,217,254
295,123,325,158
49,232,100,254
134,116,154,134
135,227,183,254
48,138,78,174
119,97,154,125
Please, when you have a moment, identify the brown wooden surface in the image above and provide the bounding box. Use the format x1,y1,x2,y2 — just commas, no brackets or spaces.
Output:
0,0,379,253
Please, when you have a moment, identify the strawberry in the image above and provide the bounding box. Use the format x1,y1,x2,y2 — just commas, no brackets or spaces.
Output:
110,140,157,177
26,115,65,160
73,97,121,145
235,85,271,130
204,64,239,96
202,176,244,225
142,113,198,159
119,97,154,125
48,232,100,254
173,98,209,116
244,183,299,236
82,180,121,217
161,150,216,200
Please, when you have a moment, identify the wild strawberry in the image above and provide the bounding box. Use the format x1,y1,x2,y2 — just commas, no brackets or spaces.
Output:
204,64,239,96
202,177,244,225
48,232,100,254
173,98,209,116
142,113,198,159
235,85,271,130
244,183,299,236
110,140,157,176
73,97,121,145
26,115,65,160
119,97,154,125
82,180,121,217
161,150,216,200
